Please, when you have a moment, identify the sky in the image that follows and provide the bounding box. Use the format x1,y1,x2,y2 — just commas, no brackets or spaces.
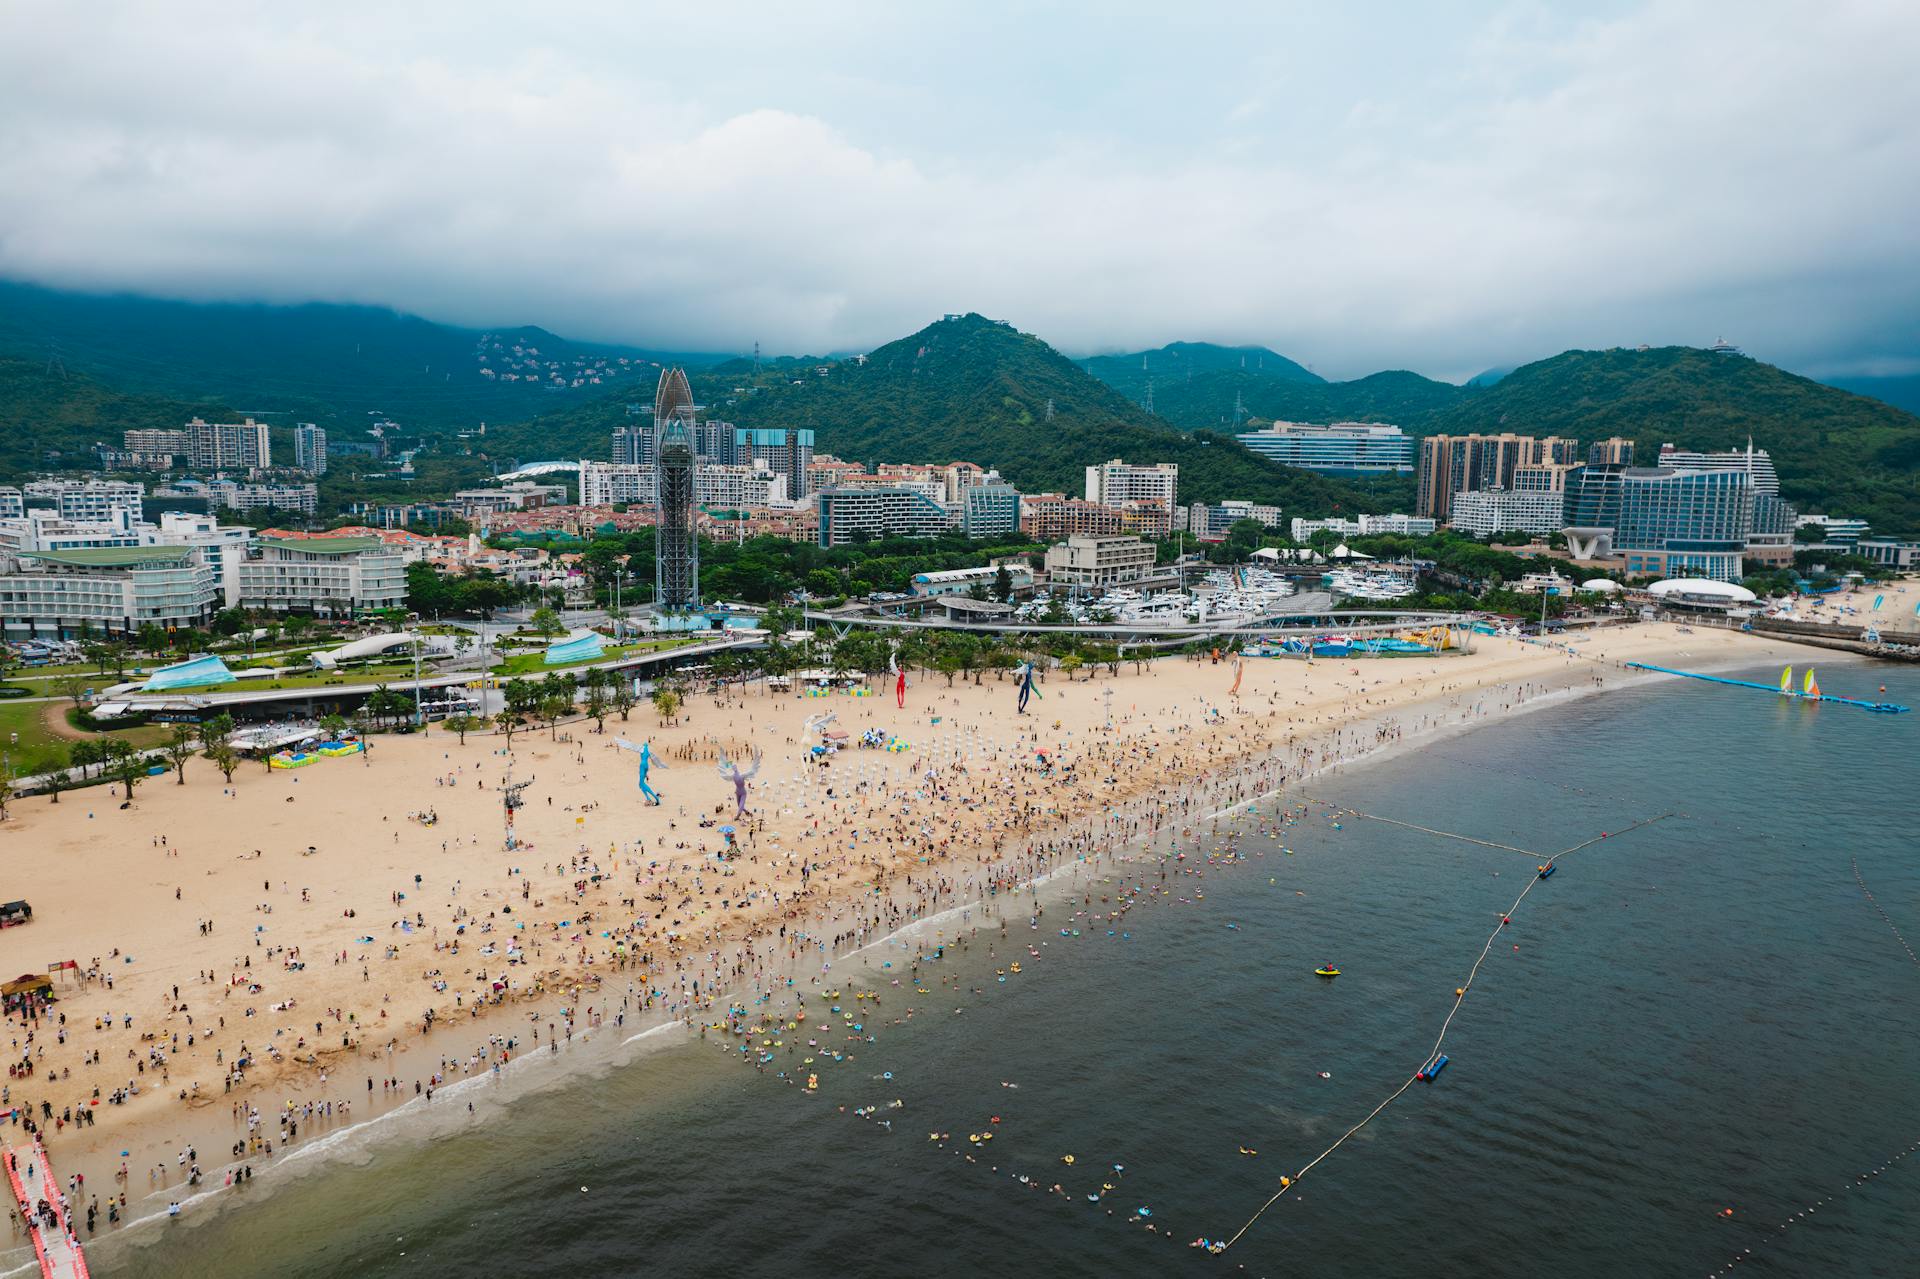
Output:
2,1,1918,381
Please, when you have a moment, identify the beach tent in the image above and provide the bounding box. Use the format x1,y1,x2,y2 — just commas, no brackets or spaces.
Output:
544,629,606,665
2,973,53,1013
141,654,234,691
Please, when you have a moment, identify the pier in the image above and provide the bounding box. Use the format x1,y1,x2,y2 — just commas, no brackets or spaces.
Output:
5,1138,91,1279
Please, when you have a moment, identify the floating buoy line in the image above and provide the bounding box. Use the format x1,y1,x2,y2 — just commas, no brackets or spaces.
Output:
1212,811,1677,1253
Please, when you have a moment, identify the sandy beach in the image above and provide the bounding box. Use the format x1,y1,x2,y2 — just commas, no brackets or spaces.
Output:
0,620,1846,1245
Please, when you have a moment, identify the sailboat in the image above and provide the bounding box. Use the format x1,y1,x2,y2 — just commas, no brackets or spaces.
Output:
1804,668,1820,699
1779,666,1793,695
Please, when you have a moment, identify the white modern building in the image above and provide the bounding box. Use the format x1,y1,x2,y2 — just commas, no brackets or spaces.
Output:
0,545,219,640
1448,489,1567,538
1085,459,1178,512
237,535,407,616
1655,442,1779,495
1188,500,1283,541
815,486,953,546
1043,535,1157,588
909,562,1034,598
22,479,146,522
1235,421,1414,475
210,479,319,515
1290,513,1437,541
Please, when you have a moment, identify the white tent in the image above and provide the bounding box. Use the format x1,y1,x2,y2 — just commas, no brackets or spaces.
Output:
1580,578,1622,594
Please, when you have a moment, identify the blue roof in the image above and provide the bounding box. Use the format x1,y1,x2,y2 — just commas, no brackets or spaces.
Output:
142,654,234,690
543,631,606,665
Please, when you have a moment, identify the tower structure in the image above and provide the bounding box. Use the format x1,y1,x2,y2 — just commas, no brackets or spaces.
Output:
654,410,699,610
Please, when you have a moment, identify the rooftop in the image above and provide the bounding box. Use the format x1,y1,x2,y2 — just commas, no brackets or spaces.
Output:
258,536,386,555
22,545,192,567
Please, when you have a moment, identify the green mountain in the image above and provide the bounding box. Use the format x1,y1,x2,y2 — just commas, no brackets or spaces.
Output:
1430,347,1920,532
1824,373,1920,418
1082,341,1323,406
0,279,727,432
0,356,243,480
588,314,1388,514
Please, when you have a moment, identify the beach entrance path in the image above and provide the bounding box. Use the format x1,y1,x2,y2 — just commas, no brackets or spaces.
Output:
4,1138,90,1279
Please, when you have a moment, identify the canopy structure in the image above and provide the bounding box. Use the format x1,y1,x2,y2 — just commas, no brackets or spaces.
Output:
544,629,606,665
2,974,51,997
1580,578,1623,593
142,654,233,691
1647,578,1757,604
311,631,424,669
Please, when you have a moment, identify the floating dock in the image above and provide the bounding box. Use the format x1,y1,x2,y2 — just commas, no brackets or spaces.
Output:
5,1138,91,1279
1626,663,1910,714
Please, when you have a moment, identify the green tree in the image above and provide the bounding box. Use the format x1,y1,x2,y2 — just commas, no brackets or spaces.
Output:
992,564,1014,603
107,739,144,800
583,670,611,732
163,723,199,784
651,686,682,725
201,712,235,753
502,678,541,742
205,742,241,783
530,607,564,639
39,746,72,805
444,713,488,744
610,674,637,721
69,737,106,780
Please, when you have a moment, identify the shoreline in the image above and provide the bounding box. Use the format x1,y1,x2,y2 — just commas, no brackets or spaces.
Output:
0,624,1850,1267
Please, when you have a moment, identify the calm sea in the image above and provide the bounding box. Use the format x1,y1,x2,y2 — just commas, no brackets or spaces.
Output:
88,662,1920,1278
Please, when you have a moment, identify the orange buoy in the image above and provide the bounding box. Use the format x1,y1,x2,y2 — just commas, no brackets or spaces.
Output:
1454,987,1465,998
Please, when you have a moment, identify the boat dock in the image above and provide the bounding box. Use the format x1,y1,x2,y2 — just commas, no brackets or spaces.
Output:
5,1138,91,1279
1626,663,1910,713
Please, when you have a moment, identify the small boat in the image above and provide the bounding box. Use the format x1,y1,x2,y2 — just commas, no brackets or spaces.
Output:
1314,966,1341,978
1537,864,1556,879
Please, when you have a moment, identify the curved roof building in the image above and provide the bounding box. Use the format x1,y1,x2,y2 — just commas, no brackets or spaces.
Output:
654,367,694,428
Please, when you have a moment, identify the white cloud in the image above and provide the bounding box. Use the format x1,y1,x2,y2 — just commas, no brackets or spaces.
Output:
1,0,1916,378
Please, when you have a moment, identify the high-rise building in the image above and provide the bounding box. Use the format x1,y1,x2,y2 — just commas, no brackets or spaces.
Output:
816,486,951,547
1415,433,1578,519
1588,437,1635,466
1562,464,1753,581
185,418,271,470
962,483,1022,538
733,428,815,499
293,423,328,475
611,425,652,466
654,414,699,609
122,428,191,465
579,461,653,507
1234,422,1414,475
1084,459,1177,513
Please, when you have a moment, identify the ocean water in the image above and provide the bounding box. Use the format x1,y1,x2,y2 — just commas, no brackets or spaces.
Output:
95,663,1920,1278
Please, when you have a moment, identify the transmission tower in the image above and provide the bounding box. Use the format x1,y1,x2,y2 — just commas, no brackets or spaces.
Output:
1045,398,1055,421
1143,378,1154,415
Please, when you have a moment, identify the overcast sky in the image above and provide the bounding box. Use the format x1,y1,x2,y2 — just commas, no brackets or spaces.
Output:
3,1,1917,380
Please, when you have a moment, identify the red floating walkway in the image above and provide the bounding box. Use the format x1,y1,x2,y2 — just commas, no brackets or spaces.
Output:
5,1138,90,1279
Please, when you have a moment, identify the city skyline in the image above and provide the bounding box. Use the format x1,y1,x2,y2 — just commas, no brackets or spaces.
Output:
2,3,1917,381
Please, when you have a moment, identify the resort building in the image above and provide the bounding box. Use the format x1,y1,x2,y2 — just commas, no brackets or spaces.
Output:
733,428,816,499
237,535,407,616
0,545,218,640
1235,422,1414,476
1288,513,1436,542
1188,500,1283,541
1448,489,1568,538
1655,442,1779,495
1562,464,1753,581
815,486,952,547
1019,494,1123,542
1042,535,1157,589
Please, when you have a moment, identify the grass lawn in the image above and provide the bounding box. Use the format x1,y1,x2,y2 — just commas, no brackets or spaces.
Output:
0,700,172,777
488,638,689,677
163,663,424,693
